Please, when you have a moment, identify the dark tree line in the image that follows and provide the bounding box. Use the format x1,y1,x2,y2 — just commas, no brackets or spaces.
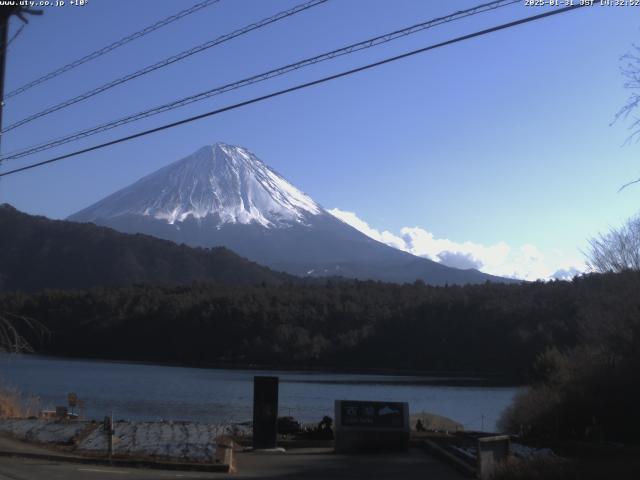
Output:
3,271,639,390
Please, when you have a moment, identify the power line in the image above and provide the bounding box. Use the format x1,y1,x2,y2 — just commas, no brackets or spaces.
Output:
1,0,328,134
1,0,520,162
3,0,221,100
0,3,589,179
6,23,24,49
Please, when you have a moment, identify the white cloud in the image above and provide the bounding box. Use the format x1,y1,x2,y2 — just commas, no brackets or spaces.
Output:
326,209,406,250
437,251,483,270
328,208,585,281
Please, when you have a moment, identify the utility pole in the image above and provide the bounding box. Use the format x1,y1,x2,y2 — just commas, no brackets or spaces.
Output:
0,7,14,152
0,6,42,153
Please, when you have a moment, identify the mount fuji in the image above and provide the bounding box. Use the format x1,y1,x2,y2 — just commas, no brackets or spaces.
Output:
69,143,511,285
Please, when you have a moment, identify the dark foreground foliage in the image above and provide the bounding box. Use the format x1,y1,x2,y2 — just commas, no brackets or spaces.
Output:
498,272,640,443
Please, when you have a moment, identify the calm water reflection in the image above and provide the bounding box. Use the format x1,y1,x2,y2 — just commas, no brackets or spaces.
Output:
0,354,519,431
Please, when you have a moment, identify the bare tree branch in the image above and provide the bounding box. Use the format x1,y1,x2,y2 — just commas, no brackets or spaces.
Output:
0,312,49,353
613,45,640,134
586,215,640,273
613,44,640,190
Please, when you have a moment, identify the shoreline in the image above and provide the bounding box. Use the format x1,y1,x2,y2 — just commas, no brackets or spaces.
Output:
2,352,523,387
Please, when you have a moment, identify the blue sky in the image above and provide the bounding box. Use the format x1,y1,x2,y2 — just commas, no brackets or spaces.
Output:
0,0,639,279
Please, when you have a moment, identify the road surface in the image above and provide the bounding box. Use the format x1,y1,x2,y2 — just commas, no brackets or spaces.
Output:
0,447,466,479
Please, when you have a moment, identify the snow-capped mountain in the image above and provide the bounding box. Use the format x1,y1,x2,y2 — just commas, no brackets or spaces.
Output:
69,143,513,285
73,143,321,228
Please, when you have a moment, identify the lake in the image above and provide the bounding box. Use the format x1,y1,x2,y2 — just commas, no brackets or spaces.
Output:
0,354,520,432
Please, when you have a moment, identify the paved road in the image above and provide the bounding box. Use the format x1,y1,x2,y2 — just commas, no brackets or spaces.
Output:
235,447,465,479
0,448,465,480
0,457,224,480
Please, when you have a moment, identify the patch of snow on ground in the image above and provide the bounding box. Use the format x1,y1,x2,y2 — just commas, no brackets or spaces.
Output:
78,421,226,462
0,419,89,444
511,443,555,460
0,419,228,463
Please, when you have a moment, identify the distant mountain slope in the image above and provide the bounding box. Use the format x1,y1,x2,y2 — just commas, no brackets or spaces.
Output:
69,142,516,286
0,204,290,292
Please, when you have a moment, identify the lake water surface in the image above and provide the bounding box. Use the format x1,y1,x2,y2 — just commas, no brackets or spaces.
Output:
0,354,519,432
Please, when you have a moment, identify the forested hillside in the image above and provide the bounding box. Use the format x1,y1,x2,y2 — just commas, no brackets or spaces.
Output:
0,204,290,291
3,271,638,383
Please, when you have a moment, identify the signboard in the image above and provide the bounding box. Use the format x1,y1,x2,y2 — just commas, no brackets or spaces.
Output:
340,401,405,428
335,400,409,452
68,392,78,408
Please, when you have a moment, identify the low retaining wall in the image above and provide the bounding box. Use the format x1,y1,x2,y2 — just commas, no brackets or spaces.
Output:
0,418,229,464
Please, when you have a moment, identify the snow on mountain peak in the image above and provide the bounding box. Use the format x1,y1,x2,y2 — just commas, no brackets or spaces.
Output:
74,142,323,228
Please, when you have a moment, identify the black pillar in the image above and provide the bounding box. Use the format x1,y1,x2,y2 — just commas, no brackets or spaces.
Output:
252,376,278,449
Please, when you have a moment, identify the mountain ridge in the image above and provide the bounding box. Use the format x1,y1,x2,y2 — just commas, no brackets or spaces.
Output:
69,143,518,286
0,203,291,292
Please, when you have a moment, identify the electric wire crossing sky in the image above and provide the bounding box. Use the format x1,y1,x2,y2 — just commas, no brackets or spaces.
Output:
0,0,635,281
0,1,586,176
